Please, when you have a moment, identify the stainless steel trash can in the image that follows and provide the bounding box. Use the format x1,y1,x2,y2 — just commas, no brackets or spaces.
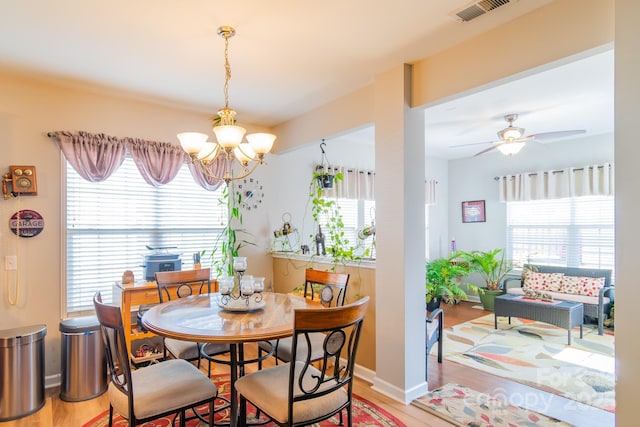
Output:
59,316,107,402
0,324,47,421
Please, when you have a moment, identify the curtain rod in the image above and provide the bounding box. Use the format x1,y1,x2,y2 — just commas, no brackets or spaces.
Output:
494,164,610,181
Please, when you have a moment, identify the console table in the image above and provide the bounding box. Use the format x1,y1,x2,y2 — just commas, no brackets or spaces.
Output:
494,293,583,345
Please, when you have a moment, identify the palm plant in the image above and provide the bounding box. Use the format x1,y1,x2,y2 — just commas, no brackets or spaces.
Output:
459,248,513,291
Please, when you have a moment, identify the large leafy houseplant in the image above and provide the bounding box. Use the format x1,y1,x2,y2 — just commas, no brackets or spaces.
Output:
459,248,514,291
458,248,513,311
425,255,473,306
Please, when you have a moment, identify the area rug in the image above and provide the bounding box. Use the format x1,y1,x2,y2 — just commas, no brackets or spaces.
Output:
83,373,406,427
442,314,615,412
413,383,572,426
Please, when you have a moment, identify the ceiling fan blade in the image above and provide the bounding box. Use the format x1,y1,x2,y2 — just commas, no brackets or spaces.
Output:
474,143,500,157
529,130,586,141
450,140,496,148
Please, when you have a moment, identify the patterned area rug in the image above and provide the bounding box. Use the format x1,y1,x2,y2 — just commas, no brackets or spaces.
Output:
83,373,405,427
442,314,615,412
413,383,573,426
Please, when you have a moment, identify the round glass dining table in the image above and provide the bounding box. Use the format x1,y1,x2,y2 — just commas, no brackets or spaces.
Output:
141,292,317,427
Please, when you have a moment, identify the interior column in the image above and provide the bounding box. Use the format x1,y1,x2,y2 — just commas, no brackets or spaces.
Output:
372,63,428,403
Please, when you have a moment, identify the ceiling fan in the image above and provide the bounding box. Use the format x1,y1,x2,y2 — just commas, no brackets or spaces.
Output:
452,113,586,157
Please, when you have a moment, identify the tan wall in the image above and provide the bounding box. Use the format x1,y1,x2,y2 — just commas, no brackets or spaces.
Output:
0,70,212,379
272,256,376,371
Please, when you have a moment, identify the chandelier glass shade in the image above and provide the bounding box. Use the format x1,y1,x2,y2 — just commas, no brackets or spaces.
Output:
178,26,275,184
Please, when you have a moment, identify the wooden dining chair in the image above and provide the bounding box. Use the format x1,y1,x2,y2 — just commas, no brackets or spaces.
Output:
236,296,369,427
93,292,217,427
155,269,230,375
426,307,443,380
258,269,350,366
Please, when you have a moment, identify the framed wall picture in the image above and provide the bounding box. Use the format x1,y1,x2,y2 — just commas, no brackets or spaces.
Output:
462,200,486,223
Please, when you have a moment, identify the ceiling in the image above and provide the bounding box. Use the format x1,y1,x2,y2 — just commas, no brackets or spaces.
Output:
0,1,613,159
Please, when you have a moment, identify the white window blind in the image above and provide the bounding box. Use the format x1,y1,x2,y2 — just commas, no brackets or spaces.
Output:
65,157,226,315
506,196,614,275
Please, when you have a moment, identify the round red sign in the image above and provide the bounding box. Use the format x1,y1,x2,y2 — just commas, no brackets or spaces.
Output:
9,209,45,238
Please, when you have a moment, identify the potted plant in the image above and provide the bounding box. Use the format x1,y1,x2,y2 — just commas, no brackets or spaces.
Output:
425,255,473,311
459,248,513,311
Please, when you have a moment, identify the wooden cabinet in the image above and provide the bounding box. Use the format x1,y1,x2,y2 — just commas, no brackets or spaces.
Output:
112,276,219,363
112,280,162,363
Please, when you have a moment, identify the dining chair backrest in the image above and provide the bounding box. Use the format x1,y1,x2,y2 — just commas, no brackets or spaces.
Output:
93,292,135,415
155,268,211,303
287,296,369,424
304,269,349,307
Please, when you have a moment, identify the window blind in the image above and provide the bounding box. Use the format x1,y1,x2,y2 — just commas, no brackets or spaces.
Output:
506,196,614,277
65,157,226,315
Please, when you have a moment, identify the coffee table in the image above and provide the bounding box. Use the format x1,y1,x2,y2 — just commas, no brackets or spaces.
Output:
494,293,583,345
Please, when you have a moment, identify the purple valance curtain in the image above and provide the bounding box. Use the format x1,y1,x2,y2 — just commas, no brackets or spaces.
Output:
188,159,227,192
126,138,186,187
49,131,226,190
52,131,126,182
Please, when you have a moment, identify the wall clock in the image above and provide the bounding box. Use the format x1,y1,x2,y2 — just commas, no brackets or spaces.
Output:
235,178,264,210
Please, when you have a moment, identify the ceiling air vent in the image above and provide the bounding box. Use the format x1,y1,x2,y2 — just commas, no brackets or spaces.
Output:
454,0,512,22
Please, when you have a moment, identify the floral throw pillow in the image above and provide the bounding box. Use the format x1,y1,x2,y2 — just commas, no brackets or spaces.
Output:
561,276,606,296
523,272,564,292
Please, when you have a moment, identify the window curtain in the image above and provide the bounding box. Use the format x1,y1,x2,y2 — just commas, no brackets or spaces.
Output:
425,178,437,205
187,158,227,192
497,163,614,201
51,131,126,182
125,138,185,187
319,165,375,201
49,131,226,190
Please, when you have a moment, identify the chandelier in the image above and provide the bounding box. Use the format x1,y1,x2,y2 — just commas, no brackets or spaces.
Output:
178,26,276,184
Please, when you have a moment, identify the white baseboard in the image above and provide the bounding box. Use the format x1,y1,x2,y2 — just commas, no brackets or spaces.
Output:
371,375,428,404
45,373,61,389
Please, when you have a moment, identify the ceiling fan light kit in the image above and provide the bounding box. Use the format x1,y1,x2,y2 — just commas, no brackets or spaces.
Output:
496,140,525,156
451,113,587,157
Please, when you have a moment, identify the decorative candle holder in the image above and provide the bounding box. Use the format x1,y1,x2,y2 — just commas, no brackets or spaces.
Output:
217,258,264,308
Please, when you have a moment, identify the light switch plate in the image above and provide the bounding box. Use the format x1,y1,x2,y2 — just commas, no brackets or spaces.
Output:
5,255,17,270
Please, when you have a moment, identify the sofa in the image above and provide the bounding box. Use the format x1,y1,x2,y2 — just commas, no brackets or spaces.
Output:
504,264,614,335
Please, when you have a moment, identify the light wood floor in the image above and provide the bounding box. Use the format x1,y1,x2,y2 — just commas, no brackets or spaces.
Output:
2,302,614,426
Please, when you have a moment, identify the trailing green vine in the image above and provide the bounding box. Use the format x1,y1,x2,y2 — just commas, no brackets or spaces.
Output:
307,170,361,270
205,183,255,277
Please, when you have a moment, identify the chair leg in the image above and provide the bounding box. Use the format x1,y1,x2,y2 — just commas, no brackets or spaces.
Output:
109,405,114,427
208,399,215,427
179,409,186,427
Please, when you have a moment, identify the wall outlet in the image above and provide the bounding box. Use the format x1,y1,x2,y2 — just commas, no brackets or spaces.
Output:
5,255,17,271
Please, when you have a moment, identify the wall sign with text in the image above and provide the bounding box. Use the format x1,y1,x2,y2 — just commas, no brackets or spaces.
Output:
9,209,45,237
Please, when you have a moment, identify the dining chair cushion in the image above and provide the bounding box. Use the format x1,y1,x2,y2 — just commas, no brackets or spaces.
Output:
165,338,230,361
270,332,327,363
235,361,348,425
108,359,217,420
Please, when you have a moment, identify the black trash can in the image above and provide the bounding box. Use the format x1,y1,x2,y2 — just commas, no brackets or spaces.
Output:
59,316,107,402
0,324,47,421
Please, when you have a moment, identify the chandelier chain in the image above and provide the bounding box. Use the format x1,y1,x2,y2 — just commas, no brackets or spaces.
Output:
223,32,231,110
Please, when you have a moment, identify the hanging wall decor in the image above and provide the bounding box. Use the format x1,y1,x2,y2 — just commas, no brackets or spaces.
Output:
9,209,45,237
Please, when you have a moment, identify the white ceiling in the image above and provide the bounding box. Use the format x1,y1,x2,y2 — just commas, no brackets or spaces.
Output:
0,0,613,159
